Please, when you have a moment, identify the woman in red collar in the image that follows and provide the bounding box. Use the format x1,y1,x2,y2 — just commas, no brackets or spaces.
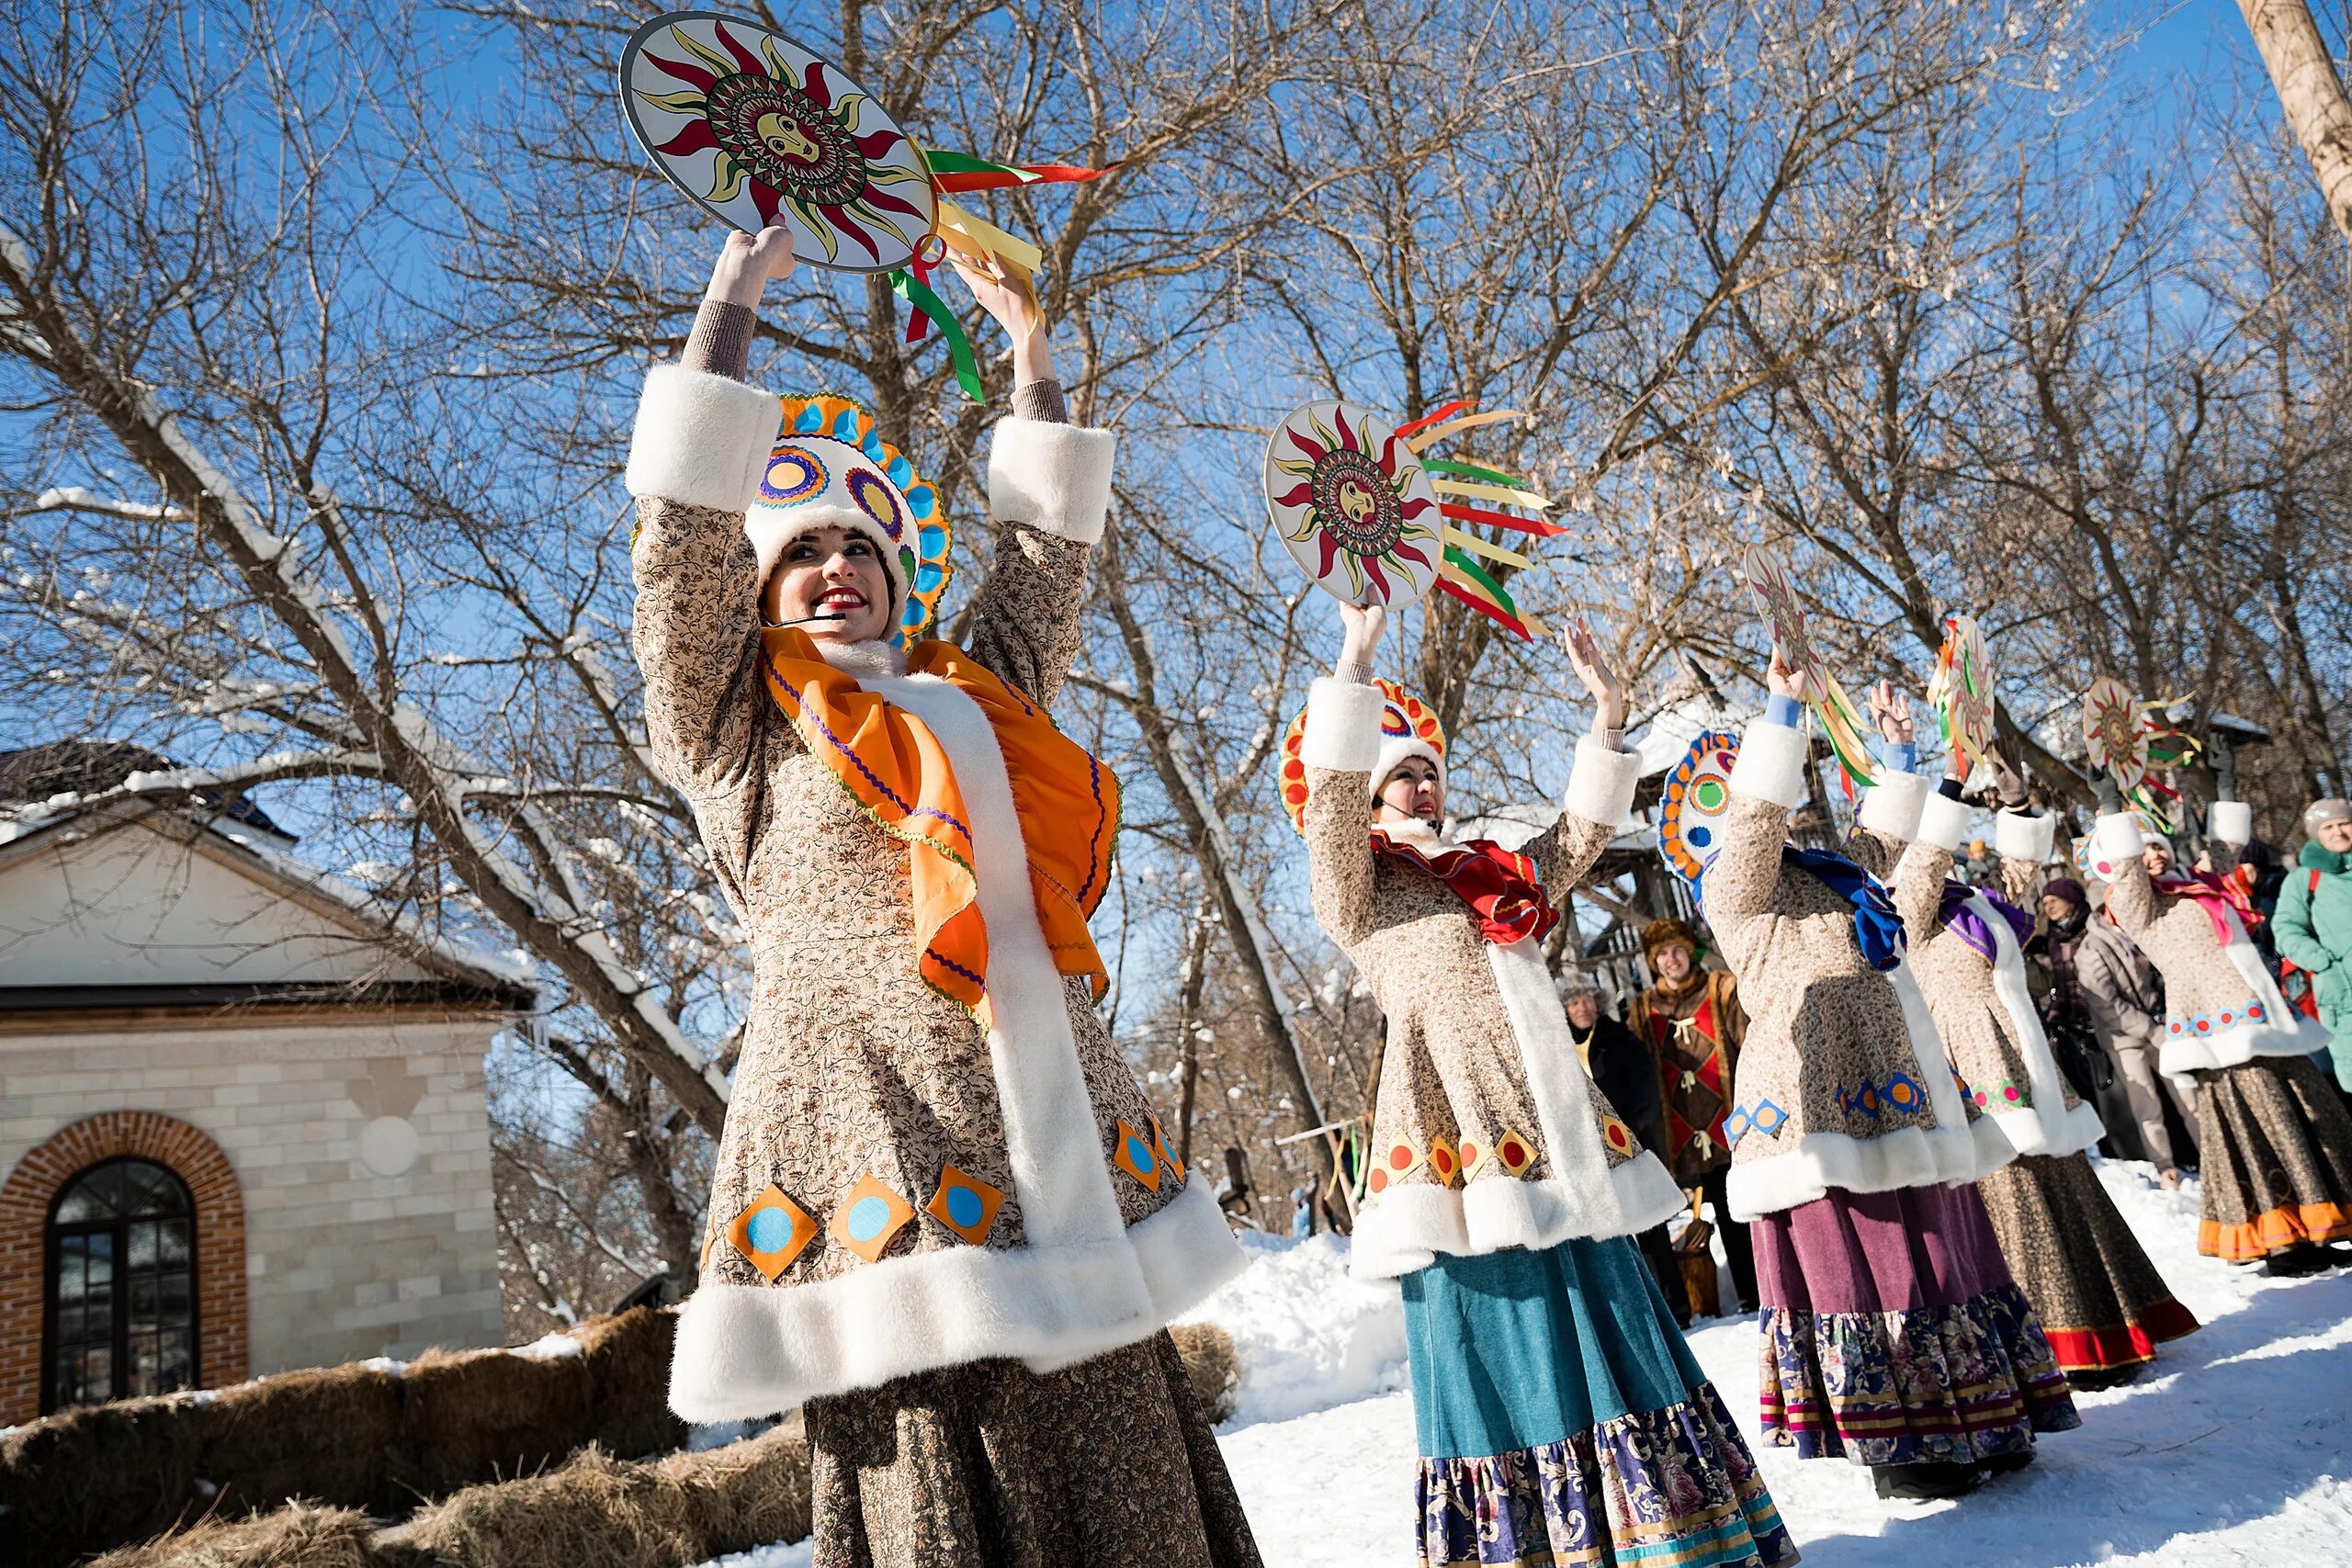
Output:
1292,602,1793,1568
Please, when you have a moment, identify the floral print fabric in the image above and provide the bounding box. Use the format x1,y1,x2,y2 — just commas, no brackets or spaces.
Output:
1415,1385,1796,1568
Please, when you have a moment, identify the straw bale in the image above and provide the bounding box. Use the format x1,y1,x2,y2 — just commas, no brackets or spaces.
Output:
390,1344,594,1498
386,1445,702,1568
1169,1321,1241,1426
85,1503,380,1568
198,1363,404,1515
568,1309,687,1460
0,1389,209,1565
657,1425,810,1553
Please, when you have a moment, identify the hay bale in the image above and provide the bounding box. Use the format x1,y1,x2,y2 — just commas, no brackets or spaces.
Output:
198,1364,403,1516
568,1309,686,1461
390,1344,594,1498
1169,1322,1241,1426
85,1504,380,1568
0,1389,209,1566
386,1445,702,1568
658,1426,810,1554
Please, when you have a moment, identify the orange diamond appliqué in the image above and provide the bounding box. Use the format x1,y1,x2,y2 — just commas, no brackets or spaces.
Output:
926,1164,1006,1247
725,1184,820,1280
828,1172,916,1264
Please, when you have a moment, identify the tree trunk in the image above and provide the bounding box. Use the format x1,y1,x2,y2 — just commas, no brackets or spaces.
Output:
2238,1,2352,248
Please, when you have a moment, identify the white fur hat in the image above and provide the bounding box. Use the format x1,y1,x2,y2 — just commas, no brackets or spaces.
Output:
1372,734,1443,802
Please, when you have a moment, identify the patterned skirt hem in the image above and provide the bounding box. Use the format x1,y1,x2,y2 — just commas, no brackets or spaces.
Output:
2198,1200,2352,1262
1416,1381,1797,1568
2041,1296,2200,1372
1758,1281,2080,1467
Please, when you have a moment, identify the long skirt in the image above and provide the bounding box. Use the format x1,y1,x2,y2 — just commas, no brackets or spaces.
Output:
1402,1235,1796,1568
2192,1054,2352,1262
804,1331,1261,1568
1753,1181,2079,1468
1977,1153,2199,1374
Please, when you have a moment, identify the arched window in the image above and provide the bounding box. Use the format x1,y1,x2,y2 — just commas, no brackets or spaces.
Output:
43,1156,198,1411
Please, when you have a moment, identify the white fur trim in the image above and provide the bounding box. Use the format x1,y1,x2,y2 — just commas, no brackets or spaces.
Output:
1563,736,1641,829
1347,1155,1686,1280
813,638,909,681
1978,893,2106,1157
2209,800,2253,846
1890,958,1999,1183
1372,738,1443,800
1726,1125,1951,1223
988,419,1116,544
660,668,1244,1418
2093,811,2146,865
1730,718,1808,809
625,366,781,514
1301,678,1385,773
1858,773,1929,840
1916,792,1971,854
1995,809,2056,866
668,1176,1242,1421
2154,911,2334,1079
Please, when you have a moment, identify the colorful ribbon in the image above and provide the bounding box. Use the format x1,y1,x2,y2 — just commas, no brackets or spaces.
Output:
1939,881,2034,966
889,265,985,402
1784,845,1905,971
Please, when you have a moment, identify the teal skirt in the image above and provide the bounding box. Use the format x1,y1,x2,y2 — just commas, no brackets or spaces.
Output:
1402,1235,1794,1568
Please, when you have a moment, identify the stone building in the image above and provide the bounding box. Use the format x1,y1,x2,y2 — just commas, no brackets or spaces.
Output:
0,742,534,1424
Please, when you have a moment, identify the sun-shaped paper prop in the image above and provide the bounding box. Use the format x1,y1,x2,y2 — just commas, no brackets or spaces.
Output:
1277,678,1446,834
1928,615,1996,774
620,15,935,273
2082,676,2147,792
1741,547,1827,704
1265,400,1442,608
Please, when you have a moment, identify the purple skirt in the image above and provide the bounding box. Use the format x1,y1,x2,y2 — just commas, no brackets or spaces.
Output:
1753,1182,2078,1466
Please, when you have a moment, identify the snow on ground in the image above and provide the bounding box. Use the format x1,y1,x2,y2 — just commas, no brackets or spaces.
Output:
695,1158,2352,1567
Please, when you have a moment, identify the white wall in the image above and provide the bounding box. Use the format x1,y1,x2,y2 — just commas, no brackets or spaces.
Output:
0,1015,505,1373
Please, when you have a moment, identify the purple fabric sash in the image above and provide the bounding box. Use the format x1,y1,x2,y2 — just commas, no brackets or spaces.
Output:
1939,880,2034,966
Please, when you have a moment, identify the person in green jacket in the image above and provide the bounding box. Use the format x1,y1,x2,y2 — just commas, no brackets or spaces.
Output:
2276,797,2352,1094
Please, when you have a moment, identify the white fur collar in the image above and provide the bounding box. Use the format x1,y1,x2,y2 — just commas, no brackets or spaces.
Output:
812,638,909,681
1373,815,1458,852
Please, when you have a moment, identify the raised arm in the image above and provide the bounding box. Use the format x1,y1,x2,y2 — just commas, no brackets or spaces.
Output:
627,230,794,800
1298,605,1386,949
951,255,1115,705
1845,680,1925,882
2092,807,2157,936
1519,617,1642,901
1702,656,1810,938
1890,776,1973,941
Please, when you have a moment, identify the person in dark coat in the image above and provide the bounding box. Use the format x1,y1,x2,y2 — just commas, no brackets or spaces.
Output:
1564,973,1687,1324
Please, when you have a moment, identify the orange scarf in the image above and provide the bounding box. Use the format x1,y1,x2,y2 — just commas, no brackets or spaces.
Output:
757,628,1119,1021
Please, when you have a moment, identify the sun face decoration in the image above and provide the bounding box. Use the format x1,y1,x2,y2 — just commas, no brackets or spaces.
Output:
2082,676,2148,791
1264,400,1442,607
1741,547,1826,705
620,16,936,273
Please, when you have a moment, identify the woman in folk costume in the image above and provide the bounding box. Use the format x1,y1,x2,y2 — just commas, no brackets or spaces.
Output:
1847,688,2197,1388
626,226,1256,1564
2089,787,2352,1276
1295,602,1793,1568
1707,657,2076,1503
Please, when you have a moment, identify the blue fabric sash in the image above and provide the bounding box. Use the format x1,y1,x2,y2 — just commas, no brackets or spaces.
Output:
1782,845,1905,972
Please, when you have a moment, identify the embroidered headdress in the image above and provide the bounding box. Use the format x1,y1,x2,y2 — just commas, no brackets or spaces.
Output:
1279,678,1447,829
745,394,953,649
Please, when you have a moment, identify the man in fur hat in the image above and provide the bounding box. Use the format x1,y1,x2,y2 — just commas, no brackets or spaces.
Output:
1626,917,1758,1313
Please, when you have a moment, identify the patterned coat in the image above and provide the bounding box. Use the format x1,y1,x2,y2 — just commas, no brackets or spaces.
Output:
626,363,1240,1423
1626,971,1746,1184
1297,677,1683,1279
1847,777,2102,1164
2092,807,2332,1081
1701,716,1984,1222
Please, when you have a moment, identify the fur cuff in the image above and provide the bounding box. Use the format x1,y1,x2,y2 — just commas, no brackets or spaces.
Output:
1730,718,1809,810
1858,773,1929,840
2209,800,2253,846
1302,678,1385,773
989,418,1116,544
625,366,781,513
1995,808,2056,865
2093,810,2146,864
1915,791,1971,853
1563,736,1641,829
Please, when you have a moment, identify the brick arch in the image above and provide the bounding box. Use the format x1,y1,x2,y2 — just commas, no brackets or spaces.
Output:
0,1111,248,1423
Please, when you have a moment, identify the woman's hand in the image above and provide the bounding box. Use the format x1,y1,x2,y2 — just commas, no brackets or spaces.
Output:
1866,679,1914,746
1766,650,1804,702
947,249,1055,386
707,225,797,309
1560,615,1626,736
1336,601,1386,674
